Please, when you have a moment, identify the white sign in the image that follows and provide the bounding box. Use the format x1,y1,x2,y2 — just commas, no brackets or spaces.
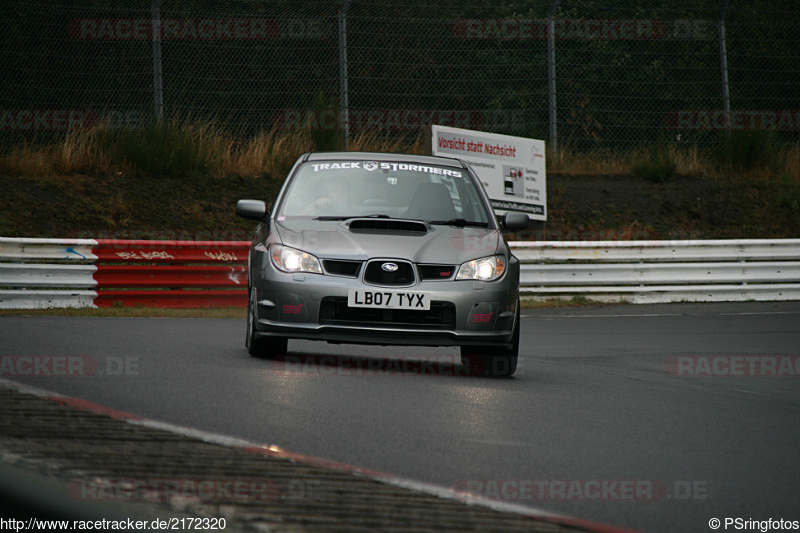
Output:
431,124,546,221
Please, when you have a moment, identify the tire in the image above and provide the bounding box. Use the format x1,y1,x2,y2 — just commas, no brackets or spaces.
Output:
461,302,520,378
246,290,288,359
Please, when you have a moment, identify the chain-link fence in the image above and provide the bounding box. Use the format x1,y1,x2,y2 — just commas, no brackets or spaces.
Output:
1,0,798,152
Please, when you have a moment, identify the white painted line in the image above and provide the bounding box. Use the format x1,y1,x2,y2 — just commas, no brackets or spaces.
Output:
523,310,800,319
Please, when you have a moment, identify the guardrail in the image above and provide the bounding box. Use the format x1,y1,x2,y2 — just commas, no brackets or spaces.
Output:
510,239,800,304
2,238,800,308
0,238,249,309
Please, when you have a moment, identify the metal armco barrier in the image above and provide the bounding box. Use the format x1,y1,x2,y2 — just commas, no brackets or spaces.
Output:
2,238,800,308
0,238,249,309
510,239,800,304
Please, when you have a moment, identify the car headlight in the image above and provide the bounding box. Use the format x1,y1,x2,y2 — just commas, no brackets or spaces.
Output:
456,255,506,281
270,245,322,274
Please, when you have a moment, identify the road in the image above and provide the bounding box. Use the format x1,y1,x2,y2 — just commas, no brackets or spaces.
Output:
2,301,799,532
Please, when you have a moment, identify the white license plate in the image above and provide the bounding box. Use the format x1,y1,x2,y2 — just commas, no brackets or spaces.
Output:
347,289,430,310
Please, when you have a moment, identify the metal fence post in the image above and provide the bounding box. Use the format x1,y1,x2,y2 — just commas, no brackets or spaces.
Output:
339,0,350,149
718,0,731,136
548,0,559,156
152,0,164,122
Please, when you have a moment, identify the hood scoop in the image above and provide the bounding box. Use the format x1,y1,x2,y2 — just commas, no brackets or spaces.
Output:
347,218,428,235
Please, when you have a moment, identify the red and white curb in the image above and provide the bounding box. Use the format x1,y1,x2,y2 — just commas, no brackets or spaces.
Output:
0,238,250,309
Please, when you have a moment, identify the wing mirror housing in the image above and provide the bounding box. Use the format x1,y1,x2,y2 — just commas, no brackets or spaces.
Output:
501,212,530,230
236,199,268,221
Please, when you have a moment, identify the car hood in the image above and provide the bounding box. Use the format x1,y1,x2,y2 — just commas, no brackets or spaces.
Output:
274,218,503,264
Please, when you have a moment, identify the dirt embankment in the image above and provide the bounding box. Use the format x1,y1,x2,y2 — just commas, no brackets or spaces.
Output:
1,172,798,240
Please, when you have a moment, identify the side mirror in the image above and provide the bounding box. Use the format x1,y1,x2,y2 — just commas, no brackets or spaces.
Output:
236,199,268,221
502,212,529,230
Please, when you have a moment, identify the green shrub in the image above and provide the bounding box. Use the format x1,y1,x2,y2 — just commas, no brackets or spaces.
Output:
101,119,222,177
714,131,777,172
632,145,677,183
776,179,800,217
309,92,343,152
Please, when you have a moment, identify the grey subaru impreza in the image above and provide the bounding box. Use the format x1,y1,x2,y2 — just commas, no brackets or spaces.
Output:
236,152,528,377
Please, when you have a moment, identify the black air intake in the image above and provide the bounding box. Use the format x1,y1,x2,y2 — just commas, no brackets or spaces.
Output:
348,219,428,235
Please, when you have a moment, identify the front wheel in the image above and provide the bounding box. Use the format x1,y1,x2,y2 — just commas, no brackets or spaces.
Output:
461,303,520,377
246,291,288,359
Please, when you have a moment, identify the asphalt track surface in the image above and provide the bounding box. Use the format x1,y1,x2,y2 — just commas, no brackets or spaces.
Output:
2,301,799,532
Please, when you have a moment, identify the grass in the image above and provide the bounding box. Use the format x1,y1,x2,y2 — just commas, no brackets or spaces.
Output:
1,119,798,182
520,296,618,309
0,119,311,179
0,119,429,180
549,141,799,183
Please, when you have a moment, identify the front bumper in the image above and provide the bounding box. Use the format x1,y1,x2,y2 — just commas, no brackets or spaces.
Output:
251,268,519,348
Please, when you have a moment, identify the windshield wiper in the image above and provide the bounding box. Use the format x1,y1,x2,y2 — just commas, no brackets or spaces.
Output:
314,214,392,221
428,218,489,227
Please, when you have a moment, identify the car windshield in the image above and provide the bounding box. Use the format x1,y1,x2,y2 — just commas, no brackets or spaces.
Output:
278,159,492,226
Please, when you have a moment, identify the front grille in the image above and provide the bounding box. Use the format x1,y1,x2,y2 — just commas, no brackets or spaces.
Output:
363,260,415,286
418,264,456,280
323,259,362,278
319,297,456,329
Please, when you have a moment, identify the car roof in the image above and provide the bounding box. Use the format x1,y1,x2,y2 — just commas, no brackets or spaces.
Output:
303,151,468,168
